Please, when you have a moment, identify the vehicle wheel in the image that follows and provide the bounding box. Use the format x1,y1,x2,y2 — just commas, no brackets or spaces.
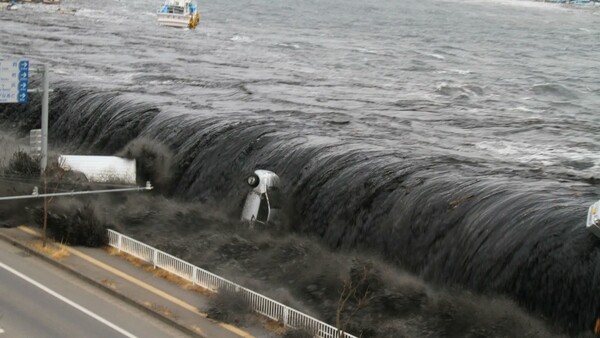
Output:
247,173,260,188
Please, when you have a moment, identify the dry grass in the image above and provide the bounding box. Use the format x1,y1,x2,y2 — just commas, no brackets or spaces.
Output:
262,318,288,335
104,246,149,268
101,278,117,289
143,301,178,319
30,240,70,260
103,246,213,297
149,268,214,297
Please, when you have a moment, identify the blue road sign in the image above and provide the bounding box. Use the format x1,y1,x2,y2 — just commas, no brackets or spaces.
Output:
0,59,29,103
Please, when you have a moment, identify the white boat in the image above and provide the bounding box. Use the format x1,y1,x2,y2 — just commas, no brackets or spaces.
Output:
157,0,200,29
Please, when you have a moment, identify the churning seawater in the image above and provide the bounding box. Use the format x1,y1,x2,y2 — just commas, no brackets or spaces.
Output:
1,0,600,336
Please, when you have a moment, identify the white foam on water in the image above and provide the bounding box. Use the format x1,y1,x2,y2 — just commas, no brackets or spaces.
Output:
475,140,600,174
230,34,254,43
444,0,568,11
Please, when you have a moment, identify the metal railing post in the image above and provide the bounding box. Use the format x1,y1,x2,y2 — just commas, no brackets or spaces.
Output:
153,250,158,268
283,307,289,327
117,234,122,252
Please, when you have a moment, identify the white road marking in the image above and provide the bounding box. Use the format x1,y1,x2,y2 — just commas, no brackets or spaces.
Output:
0,327,4,334
0,261,137,338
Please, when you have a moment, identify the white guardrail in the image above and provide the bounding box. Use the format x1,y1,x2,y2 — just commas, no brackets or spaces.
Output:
107,230,357,338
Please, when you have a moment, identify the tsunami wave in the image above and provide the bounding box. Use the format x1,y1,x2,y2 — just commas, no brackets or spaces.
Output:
1,84,599,335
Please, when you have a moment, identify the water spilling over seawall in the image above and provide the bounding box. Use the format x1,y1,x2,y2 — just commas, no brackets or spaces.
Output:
1,86,599,334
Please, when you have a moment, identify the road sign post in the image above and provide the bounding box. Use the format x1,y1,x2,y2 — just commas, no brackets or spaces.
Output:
2,59,50,174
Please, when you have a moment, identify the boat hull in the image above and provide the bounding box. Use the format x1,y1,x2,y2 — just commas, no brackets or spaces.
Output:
157,12,199,29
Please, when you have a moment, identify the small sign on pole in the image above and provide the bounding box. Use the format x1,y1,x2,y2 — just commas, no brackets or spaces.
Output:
0,59,29,103
30,129,42,158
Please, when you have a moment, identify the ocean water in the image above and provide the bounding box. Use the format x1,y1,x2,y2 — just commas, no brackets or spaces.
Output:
1,0,600,335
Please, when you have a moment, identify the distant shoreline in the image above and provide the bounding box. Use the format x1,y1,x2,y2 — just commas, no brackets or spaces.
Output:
534,0,600,4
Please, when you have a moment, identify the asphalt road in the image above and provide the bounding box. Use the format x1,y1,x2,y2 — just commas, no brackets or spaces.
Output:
0,239,191,338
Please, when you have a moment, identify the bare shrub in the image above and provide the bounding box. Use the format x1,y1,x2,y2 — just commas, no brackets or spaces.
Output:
32,199,113,246
6,149,40,177
283,328,313,338
207,288,252,326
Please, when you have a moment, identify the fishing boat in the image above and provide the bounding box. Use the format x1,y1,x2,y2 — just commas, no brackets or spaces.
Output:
42,0,61,4
157,0,200,29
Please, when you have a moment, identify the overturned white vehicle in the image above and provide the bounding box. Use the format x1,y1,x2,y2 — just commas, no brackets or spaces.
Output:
240,170,282,228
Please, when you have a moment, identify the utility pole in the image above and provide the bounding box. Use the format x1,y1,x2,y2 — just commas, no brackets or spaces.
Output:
40,64,50,246
25,63,50,173
41,64,49,174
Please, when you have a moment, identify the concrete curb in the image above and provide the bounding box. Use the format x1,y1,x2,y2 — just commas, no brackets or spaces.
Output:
0,230,205,338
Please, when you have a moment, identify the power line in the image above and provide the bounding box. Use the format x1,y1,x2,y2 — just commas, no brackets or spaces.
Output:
0,182,153,201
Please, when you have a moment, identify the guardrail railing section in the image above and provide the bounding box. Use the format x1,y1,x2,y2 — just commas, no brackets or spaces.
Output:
107,229,357,338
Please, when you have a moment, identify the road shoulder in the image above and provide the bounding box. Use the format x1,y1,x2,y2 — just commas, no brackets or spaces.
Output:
0,226,278,338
